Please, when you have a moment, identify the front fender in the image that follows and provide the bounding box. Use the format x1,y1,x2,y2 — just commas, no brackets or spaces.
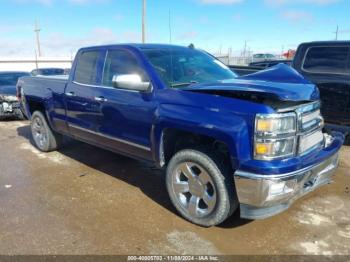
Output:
151,104,254,168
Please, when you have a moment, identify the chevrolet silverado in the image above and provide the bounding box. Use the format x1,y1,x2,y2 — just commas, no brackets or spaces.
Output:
17,44,344,226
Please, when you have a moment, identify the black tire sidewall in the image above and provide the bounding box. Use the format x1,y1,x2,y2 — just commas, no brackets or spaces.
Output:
166,149,237,227
30,111,58,152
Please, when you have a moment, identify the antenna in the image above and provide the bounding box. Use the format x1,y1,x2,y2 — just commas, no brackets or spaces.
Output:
334,25,339,40
168,9,172,44
34,50,38,69
142,0,146,43
34,20,42,57
243,40,247,58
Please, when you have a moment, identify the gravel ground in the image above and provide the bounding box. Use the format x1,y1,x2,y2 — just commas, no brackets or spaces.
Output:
0,120,349,255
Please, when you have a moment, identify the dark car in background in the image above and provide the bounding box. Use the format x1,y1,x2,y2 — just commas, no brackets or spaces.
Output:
31,68,66,76
293,41,350,142
0,71,30,119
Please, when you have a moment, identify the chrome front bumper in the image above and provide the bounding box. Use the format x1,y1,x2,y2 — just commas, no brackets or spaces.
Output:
234,153,339,219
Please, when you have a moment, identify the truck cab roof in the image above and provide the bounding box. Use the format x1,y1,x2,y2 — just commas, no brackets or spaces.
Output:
299,40,350,46
78,43,195,52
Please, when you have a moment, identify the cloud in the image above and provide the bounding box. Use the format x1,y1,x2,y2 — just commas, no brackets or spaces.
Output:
264,0,289,6
178,31,198,40
67,0,109,4
12,0,109,5
339,28,350,34
0,27,140,57
0,38,36,57
13,0,53,5
302,0,340,4
114,14,124,21
232,13,243,21
265,0,341,6
42,27,139,52
198,0,243,5
0,24,32,34
281,10,313,23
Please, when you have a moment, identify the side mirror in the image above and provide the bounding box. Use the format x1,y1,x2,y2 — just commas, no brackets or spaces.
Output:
112,74,150,91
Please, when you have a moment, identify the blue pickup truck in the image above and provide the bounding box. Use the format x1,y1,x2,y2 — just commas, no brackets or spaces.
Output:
17,44,344,226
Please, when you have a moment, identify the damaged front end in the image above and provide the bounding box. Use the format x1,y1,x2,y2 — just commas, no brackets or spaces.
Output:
0,94,23,119
183,64,320,110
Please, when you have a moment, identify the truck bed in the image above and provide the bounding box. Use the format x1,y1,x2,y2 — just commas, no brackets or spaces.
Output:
20,75,68,99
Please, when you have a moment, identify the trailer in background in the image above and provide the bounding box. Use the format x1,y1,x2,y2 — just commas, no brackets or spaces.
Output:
0,57,73,72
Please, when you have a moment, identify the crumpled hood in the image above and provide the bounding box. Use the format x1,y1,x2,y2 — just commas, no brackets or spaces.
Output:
0,85,17,96
185,64,319,101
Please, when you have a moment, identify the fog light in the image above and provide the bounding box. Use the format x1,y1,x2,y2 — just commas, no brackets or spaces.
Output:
255,143,272,155
269,182,286,196
268,179,297,197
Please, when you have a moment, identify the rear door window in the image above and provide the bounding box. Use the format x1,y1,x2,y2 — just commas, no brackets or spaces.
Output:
302,46,350,74
74,50,100,85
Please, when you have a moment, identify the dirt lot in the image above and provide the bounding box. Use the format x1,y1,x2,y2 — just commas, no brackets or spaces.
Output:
0,120,349,255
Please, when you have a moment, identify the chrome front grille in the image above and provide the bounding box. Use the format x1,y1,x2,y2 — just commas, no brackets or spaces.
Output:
296,101,324,133
296,101,324,154
299,129,324,154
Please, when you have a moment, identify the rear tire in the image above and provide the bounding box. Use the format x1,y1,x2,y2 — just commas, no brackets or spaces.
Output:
30,111,62,152
166,148,238,227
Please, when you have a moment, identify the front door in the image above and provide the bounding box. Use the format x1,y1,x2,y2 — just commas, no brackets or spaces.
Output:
93,48,156,160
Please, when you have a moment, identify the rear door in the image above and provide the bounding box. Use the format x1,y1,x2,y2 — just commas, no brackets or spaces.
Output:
65,49,105,141
300,45,350,126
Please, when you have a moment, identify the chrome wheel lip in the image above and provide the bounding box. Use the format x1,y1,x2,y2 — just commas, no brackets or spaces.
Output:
171,161,217,218
31,116,48,149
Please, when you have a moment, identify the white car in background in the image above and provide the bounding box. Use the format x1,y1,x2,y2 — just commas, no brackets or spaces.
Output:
252,53,276,62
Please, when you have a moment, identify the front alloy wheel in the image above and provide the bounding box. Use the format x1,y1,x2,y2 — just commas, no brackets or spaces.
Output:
166,148,238,227
171,162,217,218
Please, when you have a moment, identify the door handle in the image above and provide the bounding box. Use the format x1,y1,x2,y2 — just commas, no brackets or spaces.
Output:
65,91,75,97
94,96,108,102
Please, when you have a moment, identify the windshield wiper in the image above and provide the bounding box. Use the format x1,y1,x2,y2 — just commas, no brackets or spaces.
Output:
170,81,198,88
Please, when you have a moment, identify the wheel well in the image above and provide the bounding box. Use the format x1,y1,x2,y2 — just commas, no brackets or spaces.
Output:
27,100,46,116
162,128,231,168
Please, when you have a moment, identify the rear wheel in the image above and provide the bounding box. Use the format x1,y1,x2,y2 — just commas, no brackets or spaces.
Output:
166,148,238,227
31,111,62,152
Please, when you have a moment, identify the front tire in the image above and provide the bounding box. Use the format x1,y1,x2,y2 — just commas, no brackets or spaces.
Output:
30,111,62,152
166,148,238,227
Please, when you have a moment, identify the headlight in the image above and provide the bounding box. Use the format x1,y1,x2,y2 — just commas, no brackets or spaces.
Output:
254,113,297,160
255,113,296,135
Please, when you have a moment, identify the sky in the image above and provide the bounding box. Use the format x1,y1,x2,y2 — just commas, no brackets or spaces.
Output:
0,0,349,57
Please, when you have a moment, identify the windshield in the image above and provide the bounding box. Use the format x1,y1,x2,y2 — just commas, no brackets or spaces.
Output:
0,72,29,86
142,48,237,88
